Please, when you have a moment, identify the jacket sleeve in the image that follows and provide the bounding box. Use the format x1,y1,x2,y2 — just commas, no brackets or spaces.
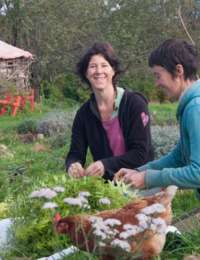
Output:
144,105,200,189
65,109,88,171
101,94,153,180
138,140,183,171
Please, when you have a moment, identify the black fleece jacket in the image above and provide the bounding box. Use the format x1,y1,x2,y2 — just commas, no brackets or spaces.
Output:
65,89,154,180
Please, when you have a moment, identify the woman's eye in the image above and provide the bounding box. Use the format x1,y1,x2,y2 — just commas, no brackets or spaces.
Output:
89,65,96,69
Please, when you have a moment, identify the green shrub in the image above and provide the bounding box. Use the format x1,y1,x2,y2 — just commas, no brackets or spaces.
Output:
119,76,159,101
151,125,179,159
36,110,76,137
49,133,67,148
17,119,37,134
41,73,90,103
58,73,90,102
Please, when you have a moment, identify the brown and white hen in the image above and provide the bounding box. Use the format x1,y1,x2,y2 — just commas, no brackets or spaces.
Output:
54,185,177,260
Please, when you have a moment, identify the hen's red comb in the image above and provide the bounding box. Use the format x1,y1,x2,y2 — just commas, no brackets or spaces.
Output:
54,212,62,222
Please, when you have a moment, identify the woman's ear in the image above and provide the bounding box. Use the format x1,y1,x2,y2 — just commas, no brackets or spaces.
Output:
175,64,184,77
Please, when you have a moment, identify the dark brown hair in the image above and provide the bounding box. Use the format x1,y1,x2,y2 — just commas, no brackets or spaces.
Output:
77,42,122,88
149,39,198,80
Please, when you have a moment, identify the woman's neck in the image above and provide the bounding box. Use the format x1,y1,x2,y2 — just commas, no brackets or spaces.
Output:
94,86,116,106
94,86,116,121
179,79,196,99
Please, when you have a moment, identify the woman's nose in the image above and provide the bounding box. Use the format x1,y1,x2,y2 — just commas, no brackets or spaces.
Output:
96,65,103,73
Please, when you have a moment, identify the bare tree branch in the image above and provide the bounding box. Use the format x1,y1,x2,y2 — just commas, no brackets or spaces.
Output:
178,6,195,45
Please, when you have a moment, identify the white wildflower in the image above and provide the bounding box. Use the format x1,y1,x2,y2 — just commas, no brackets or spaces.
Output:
91,217,119,240
79,196,90,208
29,188,57,199
29,190,40,198
123,224,138,230
42,202,58,209
90,216,103,223
111,239,130,252
64,195,90,208
93,229,107,240
120,230,136,239
53,186,65,192
106,228,119,237
104,218,121,227
99,197,111,205
82,204,91,209
92,222,110,233
98,241,106,247
120,225,142,239
141,203,165,215
64,197,83,207
79,196,88,204
79,191,91,197
135,213,151,230
150,217,167,234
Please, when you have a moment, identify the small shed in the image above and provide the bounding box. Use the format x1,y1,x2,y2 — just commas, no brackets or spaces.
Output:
0,40,33,94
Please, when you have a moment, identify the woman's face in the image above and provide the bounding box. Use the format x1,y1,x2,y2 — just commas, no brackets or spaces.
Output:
152,65,183,99
86,54,115,91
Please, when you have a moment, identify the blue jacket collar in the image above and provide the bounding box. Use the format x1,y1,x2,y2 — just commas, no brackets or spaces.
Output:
176,80,200,120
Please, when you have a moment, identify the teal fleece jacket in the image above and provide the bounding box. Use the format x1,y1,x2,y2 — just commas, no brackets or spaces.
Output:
139,80,200,192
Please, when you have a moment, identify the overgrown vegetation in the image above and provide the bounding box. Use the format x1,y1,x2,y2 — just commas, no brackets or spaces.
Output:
4,176,133,258
0,101,200,259
1,1,200,102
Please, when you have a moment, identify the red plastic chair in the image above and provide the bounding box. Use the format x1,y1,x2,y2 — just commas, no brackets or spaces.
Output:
11,96,22,116
0,89,35,116
20,89,35,112
0,95,11,115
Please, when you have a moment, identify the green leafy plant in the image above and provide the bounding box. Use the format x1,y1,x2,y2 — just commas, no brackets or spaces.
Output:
17,119,37,134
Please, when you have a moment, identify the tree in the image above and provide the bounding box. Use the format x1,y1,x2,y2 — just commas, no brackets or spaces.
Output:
1,0,200,101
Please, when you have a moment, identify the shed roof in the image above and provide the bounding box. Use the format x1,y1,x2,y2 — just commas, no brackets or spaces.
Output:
0,40,33,60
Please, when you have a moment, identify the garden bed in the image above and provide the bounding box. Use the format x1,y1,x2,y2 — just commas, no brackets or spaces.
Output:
0,103,200,259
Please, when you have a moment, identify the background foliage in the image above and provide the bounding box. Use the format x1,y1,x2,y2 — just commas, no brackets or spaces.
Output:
1,0,200,101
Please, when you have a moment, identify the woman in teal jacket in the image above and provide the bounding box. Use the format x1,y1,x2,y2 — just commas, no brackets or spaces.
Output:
115,39,200,196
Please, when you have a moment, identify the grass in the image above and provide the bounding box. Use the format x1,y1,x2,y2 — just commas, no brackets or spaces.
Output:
0,100,200,259
149,102,178,125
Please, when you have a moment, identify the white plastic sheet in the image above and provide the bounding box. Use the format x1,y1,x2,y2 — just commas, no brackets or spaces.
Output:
37,246,79,260
0,218,12,249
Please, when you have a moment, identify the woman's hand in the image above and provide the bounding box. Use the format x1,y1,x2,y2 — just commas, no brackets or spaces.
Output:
85,161,105,177
68,162,85,178
114,168,146,189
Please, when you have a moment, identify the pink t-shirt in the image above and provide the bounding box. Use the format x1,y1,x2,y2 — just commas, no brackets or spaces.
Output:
102,116,126,156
